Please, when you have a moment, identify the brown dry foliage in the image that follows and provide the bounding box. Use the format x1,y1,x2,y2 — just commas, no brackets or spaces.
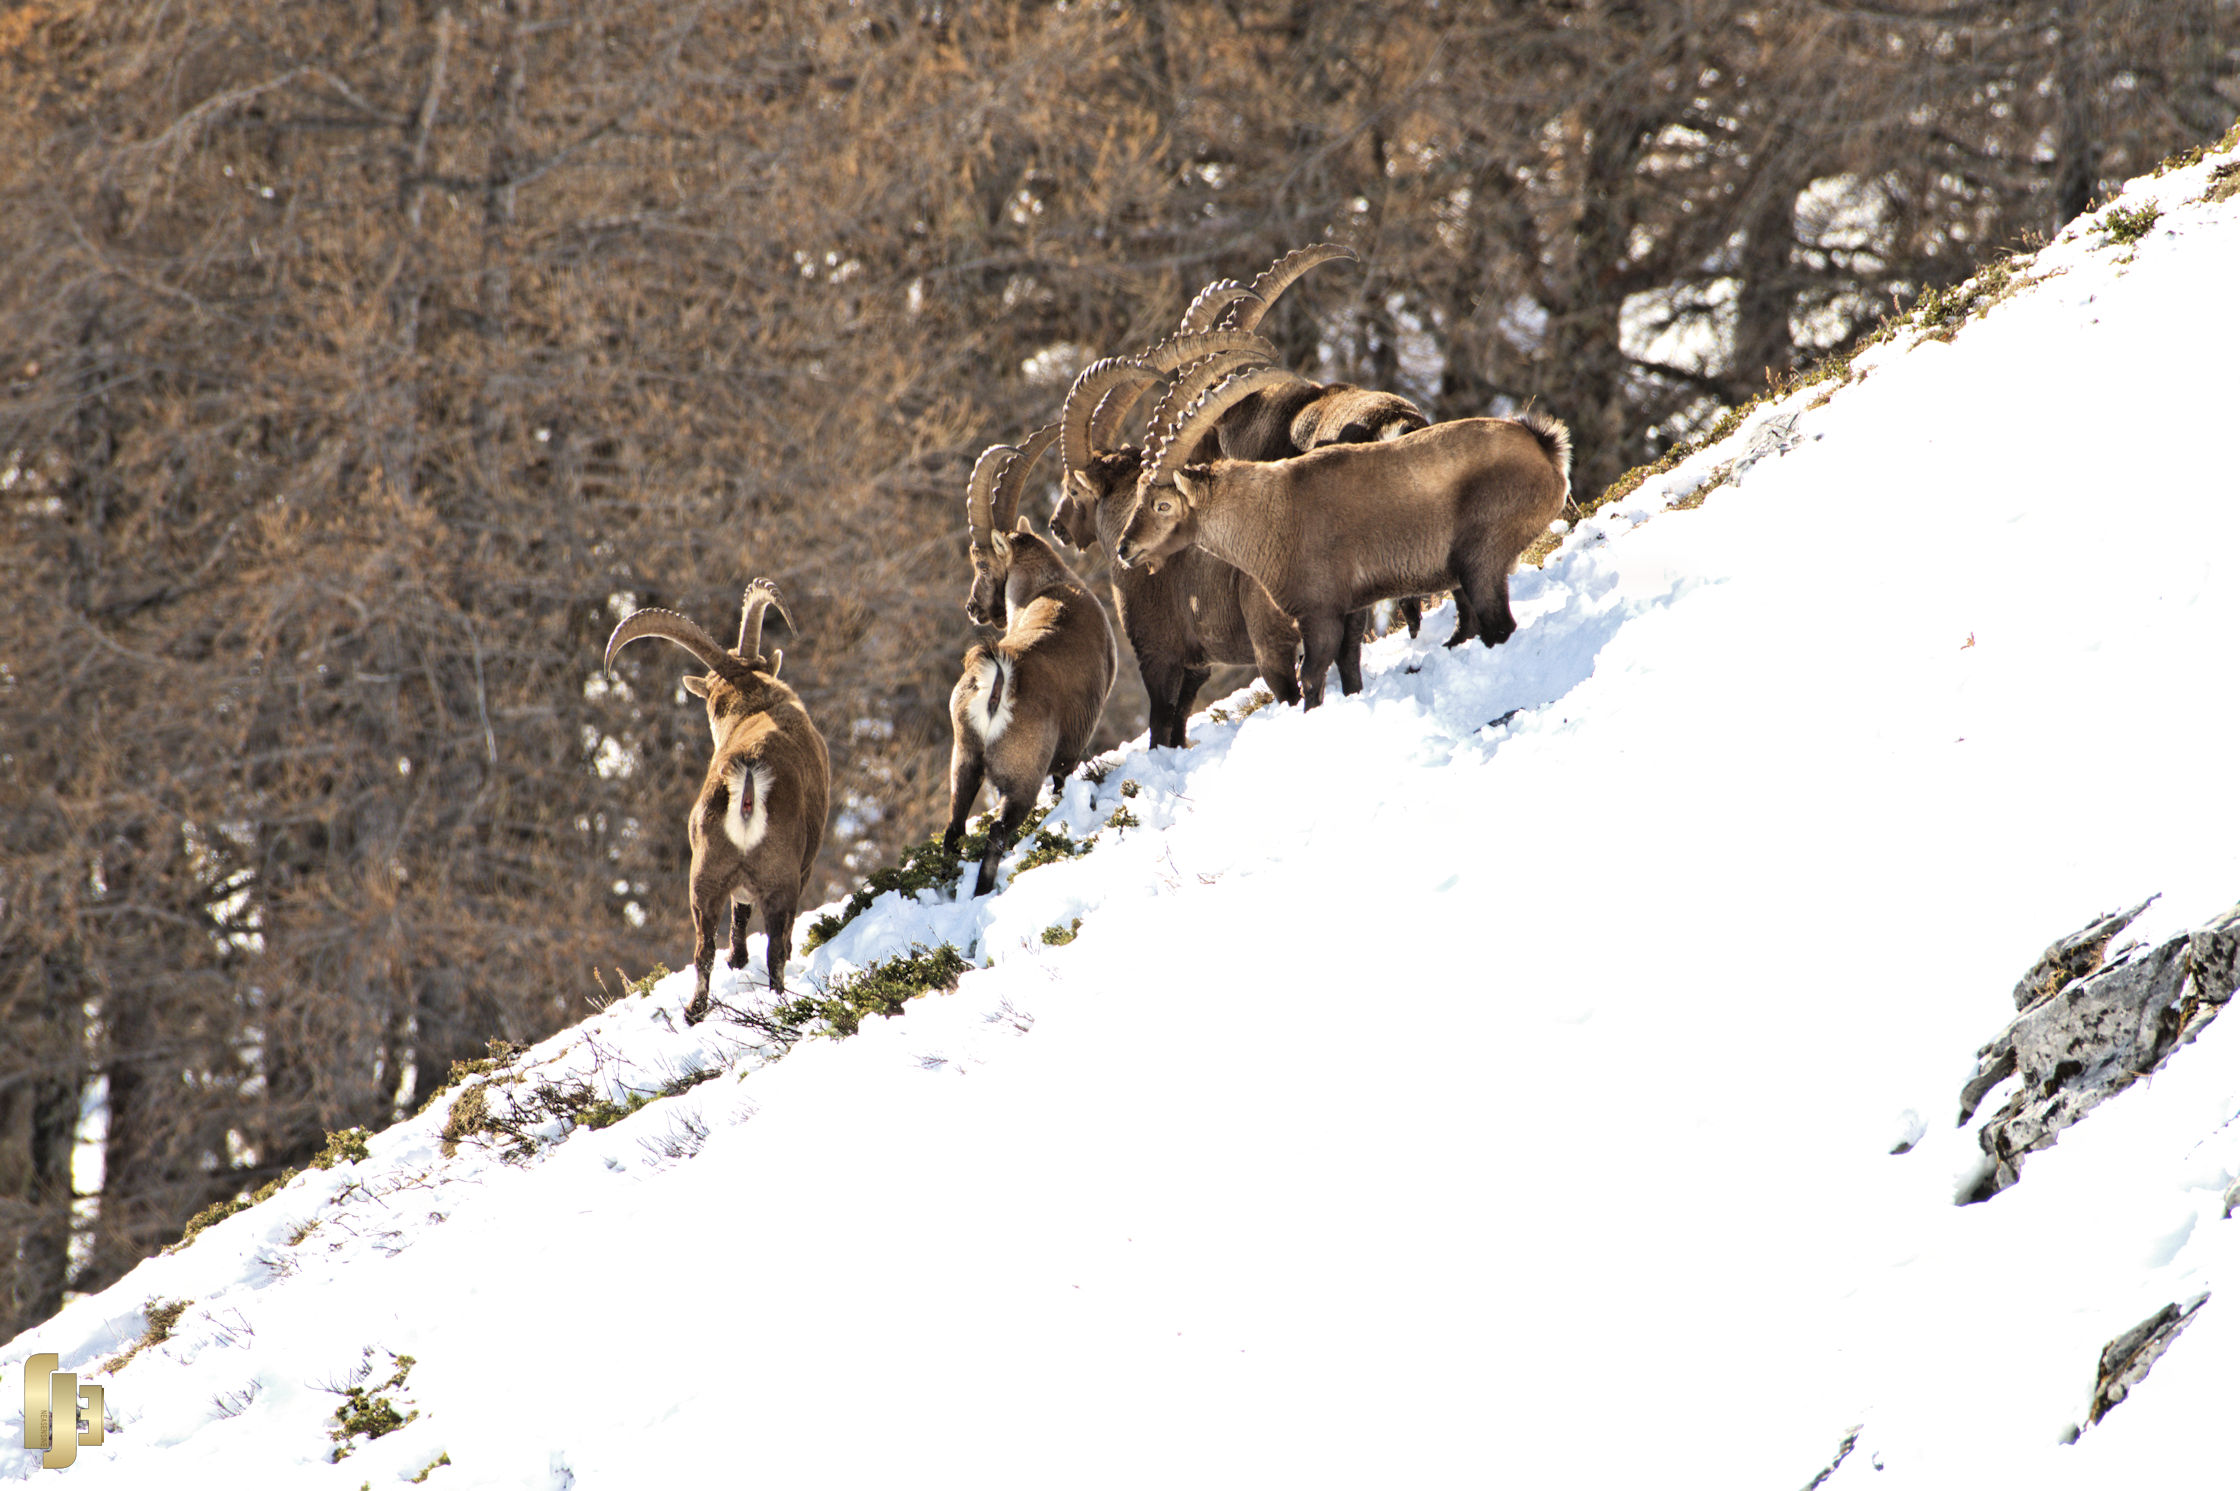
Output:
2,0,2233,1332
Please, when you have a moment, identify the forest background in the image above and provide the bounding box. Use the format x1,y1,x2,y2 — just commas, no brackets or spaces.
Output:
3,0,2235,1336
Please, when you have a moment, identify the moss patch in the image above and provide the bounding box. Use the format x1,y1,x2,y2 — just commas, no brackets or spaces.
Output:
2102,202,2160,244
417,1039,525,1115
167,1197,247,1253
766,944,972,1040
1015,822,1093,875
1042,919,1082,947
804,817,1010,951
439,1084,496,1158
329,1351,417,1460
311,1127,371,1170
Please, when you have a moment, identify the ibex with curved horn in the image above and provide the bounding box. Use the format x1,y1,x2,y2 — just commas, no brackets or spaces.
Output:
964,422,1061,627
946,444,1118,897
1048,340,1313,748
1053,247,1441,732
1207,244,1448,639
604,582,831,1022
1117,368,1573,709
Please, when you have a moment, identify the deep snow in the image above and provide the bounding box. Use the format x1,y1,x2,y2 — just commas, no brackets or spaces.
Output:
9,138,2240,1489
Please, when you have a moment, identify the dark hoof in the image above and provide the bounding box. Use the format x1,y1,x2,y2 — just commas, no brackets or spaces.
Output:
684,994,710,1025
726,947,750,970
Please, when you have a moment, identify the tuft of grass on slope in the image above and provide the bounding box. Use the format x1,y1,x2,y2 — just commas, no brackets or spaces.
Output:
328,1350,417,1460
102,1298,192,1374
2102,202,2160,243
765,944,973,1039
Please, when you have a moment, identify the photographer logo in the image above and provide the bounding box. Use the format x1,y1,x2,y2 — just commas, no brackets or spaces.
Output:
21,1356,102,1470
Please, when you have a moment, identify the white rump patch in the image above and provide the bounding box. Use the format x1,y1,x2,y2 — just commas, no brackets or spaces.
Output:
724,761,775,856
963,654,1015,745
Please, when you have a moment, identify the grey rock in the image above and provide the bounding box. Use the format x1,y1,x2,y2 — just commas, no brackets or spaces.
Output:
2009,894,2158,1011
2087,1295,2208,1426
1956,900,2240,1203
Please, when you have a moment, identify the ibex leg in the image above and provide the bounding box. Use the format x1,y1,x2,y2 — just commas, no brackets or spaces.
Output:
762,902,795,999
687,880,725,1024
1461,570,1517,647
727,899,754,970
942,748,985,861
973,794,1040,897
1297,612,1346,710
1337,609,1370,696
1444,590,1482,648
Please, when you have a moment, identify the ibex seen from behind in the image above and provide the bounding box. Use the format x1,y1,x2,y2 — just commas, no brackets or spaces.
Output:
946,441,1118,896
605,582,831,1022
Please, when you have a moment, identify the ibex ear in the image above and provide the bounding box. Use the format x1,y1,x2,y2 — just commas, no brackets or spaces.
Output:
1174,466,1212,501
682,674,711,698
991,530,1012,560
767,648,784,678
1013,514,1032,534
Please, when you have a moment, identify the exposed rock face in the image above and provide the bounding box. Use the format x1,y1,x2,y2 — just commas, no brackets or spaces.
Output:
1956,899,2240,1204
2088,1296,2210,1427
2006,895,2159,1011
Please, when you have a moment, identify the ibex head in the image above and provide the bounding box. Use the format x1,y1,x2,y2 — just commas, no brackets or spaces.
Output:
605,580,796,744
964,424,1058,625
1117,366,1299,573
1053,332,1278,549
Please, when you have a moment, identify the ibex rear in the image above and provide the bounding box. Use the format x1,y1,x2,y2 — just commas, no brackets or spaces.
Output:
604,581,831,1022
949,448,1118,896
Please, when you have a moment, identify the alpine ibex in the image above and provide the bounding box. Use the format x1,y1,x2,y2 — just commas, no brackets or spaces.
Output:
1201,244,1447,641
604,582,831,1022
1054,246,1438,731
1117,368,1573,709
1050,341,1312,748
946,445,1118,897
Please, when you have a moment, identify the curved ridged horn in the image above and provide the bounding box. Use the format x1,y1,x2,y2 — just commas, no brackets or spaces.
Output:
1140,328,1277,374
1141,346,1280,452
605,607,735,679
1143,366,1302,489
1176,278,1262,335
992,423,1060,530
1061,356,1163,475
1087,383,1145,452
736,578,792,661
1224,243,1359,332
964,442,1013,551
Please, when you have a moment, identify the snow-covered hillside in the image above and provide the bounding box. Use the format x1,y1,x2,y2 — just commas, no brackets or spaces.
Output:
11,139,2240,1489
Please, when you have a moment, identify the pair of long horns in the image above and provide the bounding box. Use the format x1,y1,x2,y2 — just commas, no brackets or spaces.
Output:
965,423,1060,550
1057,330,1278,477
1180,243,1358,336
1140,366,1300,490
604,579,795,679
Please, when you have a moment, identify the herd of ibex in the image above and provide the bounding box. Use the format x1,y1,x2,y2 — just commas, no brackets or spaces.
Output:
604,246,1573,1017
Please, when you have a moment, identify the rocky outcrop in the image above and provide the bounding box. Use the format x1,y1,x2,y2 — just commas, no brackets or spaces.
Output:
1956,899,2240,1204
2087,1296,2209,1427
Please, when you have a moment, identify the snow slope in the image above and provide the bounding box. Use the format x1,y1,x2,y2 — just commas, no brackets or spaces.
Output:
10,140,2240,1489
